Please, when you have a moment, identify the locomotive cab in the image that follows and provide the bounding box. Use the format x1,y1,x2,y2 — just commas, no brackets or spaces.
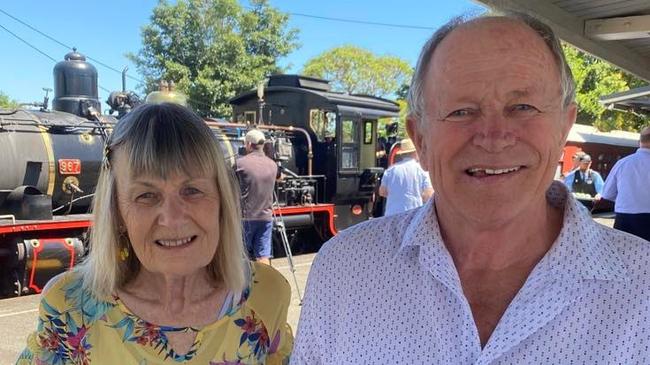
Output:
230,74,400,231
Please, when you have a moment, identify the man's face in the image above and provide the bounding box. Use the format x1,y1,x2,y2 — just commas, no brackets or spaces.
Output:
407,19,576,225
579,160,590,171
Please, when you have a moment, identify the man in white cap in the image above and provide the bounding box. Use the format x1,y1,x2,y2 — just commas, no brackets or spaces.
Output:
379,138,433,216
235,129,278,264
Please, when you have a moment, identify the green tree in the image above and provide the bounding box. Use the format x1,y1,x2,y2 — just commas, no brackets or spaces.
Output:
0,91,18,109
302,45,412,98
129,0,298,117
563,44,648,132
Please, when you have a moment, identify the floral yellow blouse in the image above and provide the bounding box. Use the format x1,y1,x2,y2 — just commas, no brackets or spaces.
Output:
16,262,293,364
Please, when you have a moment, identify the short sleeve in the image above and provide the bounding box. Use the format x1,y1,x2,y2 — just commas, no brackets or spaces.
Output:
419,168,432,190
247,263,295,364
266,323,294,365
15,282,68,364
380,169,391,189
593,171,605,195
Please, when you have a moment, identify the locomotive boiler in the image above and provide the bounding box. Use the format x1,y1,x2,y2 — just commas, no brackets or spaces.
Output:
0,50,123,297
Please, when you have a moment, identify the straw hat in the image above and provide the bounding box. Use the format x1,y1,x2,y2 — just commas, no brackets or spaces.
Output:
397,138,416,155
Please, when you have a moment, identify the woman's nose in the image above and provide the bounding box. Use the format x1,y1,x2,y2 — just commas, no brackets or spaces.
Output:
156,196,188,227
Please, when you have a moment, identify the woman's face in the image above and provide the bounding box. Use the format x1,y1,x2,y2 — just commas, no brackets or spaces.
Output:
113,150,221,277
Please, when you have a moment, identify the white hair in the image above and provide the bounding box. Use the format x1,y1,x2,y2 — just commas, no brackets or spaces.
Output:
77,103,248,299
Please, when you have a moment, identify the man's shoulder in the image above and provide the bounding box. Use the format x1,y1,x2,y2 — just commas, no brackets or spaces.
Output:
316,210,418,266
595,223,650,280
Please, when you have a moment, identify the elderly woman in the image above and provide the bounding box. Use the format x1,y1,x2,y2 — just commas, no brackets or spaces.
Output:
17,103,293,364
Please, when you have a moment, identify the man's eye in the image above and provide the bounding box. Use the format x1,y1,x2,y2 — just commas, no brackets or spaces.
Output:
444,109,475,121
510,104,538,113
449,109,472,117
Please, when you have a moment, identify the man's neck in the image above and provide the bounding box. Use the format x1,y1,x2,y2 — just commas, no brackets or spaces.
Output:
435,195,563,272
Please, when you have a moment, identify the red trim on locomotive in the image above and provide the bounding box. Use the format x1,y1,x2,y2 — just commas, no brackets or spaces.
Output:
28,238,75,293
0,219,92,235
274,203,338,236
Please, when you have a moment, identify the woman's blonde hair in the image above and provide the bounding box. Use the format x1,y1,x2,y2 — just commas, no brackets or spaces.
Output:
78,103,247,298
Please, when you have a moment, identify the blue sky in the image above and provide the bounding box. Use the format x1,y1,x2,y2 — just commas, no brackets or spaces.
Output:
0,0,484,110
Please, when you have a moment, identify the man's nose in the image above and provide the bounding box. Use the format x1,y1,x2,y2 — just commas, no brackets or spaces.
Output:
156,196,188,227
471,113,516,152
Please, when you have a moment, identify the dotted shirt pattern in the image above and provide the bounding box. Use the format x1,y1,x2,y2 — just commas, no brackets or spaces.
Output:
291,181,650,365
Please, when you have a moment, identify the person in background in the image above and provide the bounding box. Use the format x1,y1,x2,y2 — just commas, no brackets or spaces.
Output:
379,138,433,216
601,126,650,241
292,12,650,364
17,103,293,364
236,129,279,265
563,153,604,199
570,150,586,170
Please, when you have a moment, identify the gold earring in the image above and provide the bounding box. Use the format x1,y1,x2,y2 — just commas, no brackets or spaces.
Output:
118,231,130,261
119,247,129,261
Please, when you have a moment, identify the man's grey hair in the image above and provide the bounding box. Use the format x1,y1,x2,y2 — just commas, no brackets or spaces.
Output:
407,12,576,121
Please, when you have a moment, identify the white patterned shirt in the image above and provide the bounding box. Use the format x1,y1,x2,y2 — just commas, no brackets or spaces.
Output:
292,181,650,365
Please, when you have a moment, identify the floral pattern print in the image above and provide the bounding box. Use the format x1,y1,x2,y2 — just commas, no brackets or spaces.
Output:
16,262,293,364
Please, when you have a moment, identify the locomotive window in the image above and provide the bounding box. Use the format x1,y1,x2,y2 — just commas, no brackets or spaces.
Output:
341,119,359,169
244,111,256,124
342,119,357,143
310,109,336,142
363,121,373,144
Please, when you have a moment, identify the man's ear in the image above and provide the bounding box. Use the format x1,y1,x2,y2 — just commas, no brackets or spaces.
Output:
559,102,577,147
406,114,428,166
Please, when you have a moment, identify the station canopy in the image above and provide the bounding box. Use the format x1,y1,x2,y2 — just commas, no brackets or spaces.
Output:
474,0,650,114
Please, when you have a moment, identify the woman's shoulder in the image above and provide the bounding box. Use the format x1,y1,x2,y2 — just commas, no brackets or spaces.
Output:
40,270,80,301
249,262,291,298
39,269,115,321
245,262,291,313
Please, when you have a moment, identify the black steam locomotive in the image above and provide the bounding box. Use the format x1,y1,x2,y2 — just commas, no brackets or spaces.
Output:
0,52,399,298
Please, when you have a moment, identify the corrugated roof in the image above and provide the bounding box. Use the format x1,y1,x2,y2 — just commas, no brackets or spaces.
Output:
567,123,640,147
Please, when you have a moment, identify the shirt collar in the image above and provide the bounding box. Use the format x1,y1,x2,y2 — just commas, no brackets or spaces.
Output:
397,181,628,284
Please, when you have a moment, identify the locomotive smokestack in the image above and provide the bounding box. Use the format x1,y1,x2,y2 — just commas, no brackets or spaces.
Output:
52,48,101,118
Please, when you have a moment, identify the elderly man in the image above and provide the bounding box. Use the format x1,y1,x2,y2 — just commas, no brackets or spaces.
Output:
379,138,433,216
602,126,650,241
292,13,650,364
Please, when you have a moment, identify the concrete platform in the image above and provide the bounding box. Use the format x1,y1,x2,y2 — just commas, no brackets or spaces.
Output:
0,253,315,364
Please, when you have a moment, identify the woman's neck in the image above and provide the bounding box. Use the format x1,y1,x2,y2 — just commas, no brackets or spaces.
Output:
118,268,226,326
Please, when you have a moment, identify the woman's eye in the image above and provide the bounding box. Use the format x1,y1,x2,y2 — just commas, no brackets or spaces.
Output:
135,192,156,203
182,187,203,196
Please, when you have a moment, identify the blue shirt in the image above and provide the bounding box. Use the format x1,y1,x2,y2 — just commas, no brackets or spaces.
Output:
292,182,650,364
602,148,650,214
380,158,432,216
563,168,604,195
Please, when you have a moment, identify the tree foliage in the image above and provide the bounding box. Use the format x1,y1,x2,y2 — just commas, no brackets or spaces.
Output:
129,0,298,117
302,45,412,98
563,44,648,132
0,91,18,109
